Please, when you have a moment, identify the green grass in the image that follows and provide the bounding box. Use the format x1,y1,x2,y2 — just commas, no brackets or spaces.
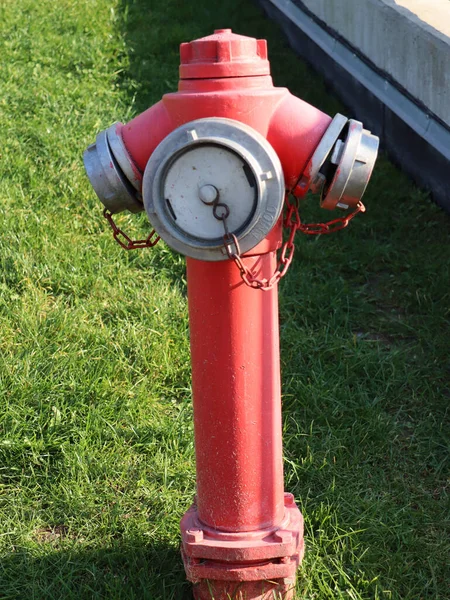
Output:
0,0,449,598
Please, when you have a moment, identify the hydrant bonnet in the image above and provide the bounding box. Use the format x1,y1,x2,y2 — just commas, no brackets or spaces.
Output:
179,29,270,79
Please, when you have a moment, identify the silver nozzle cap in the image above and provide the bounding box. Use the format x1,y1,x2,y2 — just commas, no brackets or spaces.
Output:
321,120,379,210
299,113,379,210
83,126,144,214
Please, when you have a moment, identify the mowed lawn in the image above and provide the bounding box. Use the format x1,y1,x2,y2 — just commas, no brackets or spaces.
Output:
0,0,449,598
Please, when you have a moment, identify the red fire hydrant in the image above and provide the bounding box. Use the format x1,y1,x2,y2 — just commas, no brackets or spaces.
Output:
83,29,378,600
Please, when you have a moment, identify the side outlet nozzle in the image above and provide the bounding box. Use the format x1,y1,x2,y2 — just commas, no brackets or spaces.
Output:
296,113,379,210
83,124,144,215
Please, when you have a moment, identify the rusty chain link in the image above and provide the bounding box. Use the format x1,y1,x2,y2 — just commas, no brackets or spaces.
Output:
103,209,160,250
285,194,366,236
220,194,365,291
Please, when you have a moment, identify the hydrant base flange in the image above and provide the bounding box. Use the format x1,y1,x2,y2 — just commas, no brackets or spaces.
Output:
181,493,304,585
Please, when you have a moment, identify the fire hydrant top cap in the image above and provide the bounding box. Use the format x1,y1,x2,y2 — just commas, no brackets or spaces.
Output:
179,29,270,79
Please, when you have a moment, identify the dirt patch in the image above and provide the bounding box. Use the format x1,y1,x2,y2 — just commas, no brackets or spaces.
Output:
33,524,69,543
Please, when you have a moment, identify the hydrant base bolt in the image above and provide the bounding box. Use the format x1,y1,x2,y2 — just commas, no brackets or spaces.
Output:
284,493,295,507
186,529,204,543
274,530,293,544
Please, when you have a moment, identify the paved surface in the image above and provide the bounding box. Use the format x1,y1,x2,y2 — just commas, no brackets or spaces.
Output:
395,0,450,37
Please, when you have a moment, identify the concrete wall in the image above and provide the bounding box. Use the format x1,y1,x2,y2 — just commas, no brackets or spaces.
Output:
298,0,450,127
257,0,450,210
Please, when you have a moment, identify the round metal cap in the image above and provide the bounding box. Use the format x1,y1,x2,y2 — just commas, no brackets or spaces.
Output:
321,120,379,210
106,124,142,193
83,125,143,215
298,114,379,210
179,29,270,79
295,114,347,198
142,118,285,261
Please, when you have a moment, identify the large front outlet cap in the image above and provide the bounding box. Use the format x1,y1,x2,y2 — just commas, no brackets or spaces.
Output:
142,118,285,262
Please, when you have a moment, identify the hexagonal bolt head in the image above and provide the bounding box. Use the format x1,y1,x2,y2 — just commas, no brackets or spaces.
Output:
284,493,296,507
274,530,293,544
185,529,204,543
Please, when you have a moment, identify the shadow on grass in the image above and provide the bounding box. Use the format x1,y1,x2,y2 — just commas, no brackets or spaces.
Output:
0,543,192,600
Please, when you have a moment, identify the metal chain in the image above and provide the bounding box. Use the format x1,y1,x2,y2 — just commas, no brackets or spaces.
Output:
284,194,366,236
218,194,366,291
103,191,364,287
103,209,160,250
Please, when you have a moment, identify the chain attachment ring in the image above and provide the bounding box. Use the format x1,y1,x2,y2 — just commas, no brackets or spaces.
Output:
103,209,160,250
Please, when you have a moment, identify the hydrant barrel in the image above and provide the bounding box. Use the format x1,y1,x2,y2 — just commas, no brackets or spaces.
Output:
187,252,284,532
